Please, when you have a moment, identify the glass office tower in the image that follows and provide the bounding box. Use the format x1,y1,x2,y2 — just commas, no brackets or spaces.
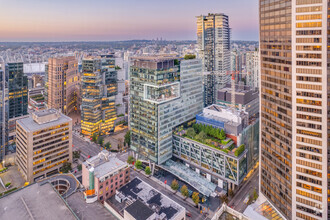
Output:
6,62,28,119
260,0,329,219
0,64,8,166
130,57,203,164
81,55,117,136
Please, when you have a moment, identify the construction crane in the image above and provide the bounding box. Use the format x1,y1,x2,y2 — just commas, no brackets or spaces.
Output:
226,71,240,111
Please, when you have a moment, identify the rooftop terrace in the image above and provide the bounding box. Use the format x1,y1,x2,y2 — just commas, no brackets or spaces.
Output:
173,121,245,157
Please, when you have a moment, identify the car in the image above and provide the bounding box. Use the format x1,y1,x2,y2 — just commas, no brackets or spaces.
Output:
186,212,192,217
88,155,91,158
244,195,250,204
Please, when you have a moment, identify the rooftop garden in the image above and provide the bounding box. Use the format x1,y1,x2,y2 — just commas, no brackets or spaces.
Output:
184,54,196,60
174,122,245,157
30,94,45,102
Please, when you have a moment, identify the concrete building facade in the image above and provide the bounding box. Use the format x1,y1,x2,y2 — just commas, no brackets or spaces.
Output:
16,109,72,183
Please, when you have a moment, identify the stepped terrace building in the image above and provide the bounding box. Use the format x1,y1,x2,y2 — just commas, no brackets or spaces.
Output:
172,104,259,192
130,56,203,164
81,55,117,136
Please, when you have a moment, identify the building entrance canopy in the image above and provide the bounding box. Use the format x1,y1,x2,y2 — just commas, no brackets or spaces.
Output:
160,159,217,197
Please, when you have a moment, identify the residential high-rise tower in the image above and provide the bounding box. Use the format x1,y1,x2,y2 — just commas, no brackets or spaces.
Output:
197,13,231,106
260,0,329,219
245,50,259,90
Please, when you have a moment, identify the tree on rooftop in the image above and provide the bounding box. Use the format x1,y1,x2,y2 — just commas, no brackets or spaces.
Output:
186,128,196,139
192,192,200,206
181,185,189,198
196,131,207,142
219,129,226,140
205,139,212,145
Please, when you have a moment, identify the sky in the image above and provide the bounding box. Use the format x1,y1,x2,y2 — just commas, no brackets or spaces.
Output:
0,0,259,42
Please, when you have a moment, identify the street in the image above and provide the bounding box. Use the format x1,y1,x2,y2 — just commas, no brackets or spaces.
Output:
72,133,102,159
228,167,259,213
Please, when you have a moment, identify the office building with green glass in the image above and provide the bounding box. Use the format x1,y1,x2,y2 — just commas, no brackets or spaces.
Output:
130,56,203,164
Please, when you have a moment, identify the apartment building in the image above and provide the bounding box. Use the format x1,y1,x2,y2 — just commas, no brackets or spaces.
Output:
197,13,231,106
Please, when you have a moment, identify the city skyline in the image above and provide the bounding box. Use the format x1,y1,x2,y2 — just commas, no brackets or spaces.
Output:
0,0,258,42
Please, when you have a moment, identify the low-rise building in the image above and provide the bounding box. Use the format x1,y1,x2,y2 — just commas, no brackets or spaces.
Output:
82,150,130,203
105,177,185,220
16,109,72,183
217,83,259,118
29,94,46,111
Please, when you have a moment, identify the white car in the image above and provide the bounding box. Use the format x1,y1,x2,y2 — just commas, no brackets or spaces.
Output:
244,195,250,204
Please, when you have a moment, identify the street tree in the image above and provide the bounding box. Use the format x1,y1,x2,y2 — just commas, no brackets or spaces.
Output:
73,151,81,159
135,160,143,170
124,131,131,147
104,142,111,149
171,179,179,192
60,162,72,173
180,185,189,198
127,155,135,164
92,133,98,143
98,136,104,146
220,195,228,204
145,166,151,175
192,192,200,206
